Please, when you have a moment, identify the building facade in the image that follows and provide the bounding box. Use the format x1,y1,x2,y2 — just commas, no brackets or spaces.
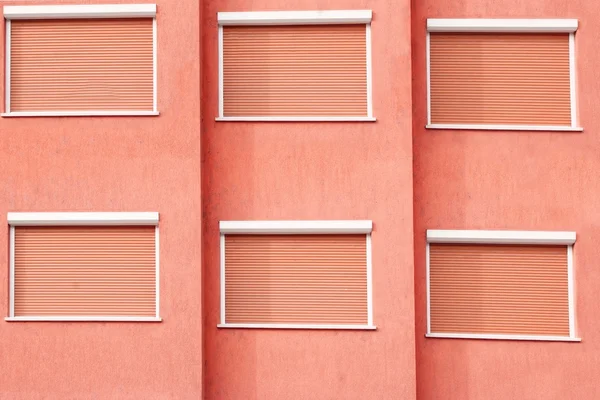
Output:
0,1,203,398
413,1,599,399
0,0,596,399
202,1,415,399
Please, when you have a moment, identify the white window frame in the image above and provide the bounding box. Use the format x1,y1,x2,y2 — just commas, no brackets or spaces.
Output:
216,10,375,122
425,229,580,342
2,4,159,117
426,19,582,132
6,212,161,322
218,220,375,330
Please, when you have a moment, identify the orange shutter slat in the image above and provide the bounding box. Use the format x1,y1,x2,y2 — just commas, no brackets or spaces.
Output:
222,25,368,117
429,244,569,336
14,226,156,317
224,234,368,324
429,33,572,126
10,18,153,112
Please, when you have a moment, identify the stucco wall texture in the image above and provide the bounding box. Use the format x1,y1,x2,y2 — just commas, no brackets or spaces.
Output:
0,0,202,398
413,1,600,399
202,0,415,399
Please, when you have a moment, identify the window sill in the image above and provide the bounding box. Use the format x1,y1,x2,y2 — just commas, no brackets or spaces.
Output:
216,116,376,122
1,111,160,117
426,124,583,132
5,316,162,322
426,333,581,342
218,323,377,330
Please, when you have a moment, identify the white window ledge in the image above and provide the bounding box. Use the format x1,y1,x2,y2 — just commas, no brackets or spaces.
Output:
427,18,578,33
2,111,159,118
218,323,376,330
8,212,159,226
426,333,581,342
220,220,373,235
6,317,162,322
3,4,157,20
218,10,372,26
427,229,576,245
216,117,376,122
426,124,583,132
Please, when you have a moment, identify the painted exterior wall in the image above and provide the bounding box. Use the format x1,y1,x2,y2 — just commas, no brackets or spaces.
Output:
201,0,416,399
2,0,594,397
0,0,202,398
412,1,600,399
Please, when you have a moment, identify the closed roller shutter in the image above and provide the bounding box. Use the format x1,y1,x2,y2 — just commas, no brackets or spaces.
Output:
222,25,368,117
429,243,569,336
224,234,368,324
10,18,153,112
429,33,572,126
14,226,156,317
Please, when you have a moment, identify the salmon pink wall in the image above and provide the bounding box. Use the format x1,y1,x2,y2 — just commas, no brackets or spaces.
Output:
0,0,202,398
413,1,600,399
202,1,416,399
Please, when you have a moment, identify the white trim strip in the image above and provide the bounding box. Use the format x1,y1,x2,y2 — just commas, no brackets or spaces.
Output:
426,333,581,342
427,18,578,33
425,243,431,334
153,17,158,113
218,26,224,118
9,226,15,318
2,111,159,117
427,229,576,245
5,20,10,114
6,317,162,322
220,220,373,235
366,23,373,119
4,4,157,20
366,234,373,326
569,32,577,128
220,234,226,325
218,323,377,330
568,245,575,337
217,10,372,26
155,226,160,319
216,116,376,122
8,212,159,226
426,32,431,125
426,124,583,132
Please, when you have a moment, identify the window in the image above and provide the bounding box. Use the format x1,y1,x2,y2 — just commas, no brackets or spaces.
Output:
217,10,374,121
7,212,160,322
219,221,374,329
3,4,157,117
426,19,581,131
426,229,579,341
